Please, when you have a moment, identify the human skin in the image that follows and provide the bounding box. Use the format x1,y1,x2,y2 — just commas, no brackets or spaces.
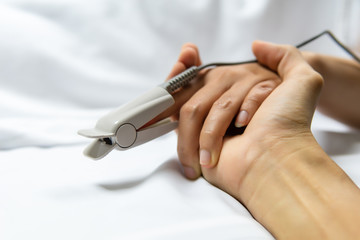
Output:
155,41,360,238
303,52,360,128
200,41,360,239
154,43,282,178
154,43,360,180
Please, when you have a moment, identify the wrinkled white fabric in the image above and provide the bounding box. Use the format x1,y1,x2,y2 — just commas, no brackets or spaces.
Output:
0,0,359,148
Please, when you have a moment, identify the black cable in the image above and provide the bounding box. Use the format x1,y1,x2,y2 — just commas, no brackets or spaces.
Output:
296,30,360,62
163,30,360,94
198,59,258,70
199,30,360,70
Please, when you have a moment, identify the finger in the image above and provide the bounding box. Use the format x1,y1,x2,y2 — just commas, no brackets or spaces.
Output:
252,41,324,125
165,43,204,179
177,75,233,178
235,78,280,128
166,43,202,80
180,42,202,67
198,65,280,168
145,43,203,128
198,84,245,168
160,73,205,122
177,106,203,179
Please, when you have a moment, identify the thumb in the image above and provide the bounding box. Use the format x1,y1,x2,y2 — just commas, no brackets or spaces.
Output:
252,40,321,84
251,41,324,126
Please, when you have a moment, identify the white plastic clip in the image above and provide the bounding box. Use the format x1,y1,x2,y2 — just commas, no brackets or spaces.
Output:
78,87,177,159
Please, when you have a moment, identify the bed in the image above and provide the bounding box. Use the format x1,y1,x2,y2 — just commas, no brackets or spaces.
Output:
1,0,359,239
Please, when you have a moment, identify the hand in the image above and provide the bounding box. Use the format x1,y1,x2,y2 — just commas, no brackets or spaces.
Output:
201,41,324,199
155,43,281,179
201,42,360,239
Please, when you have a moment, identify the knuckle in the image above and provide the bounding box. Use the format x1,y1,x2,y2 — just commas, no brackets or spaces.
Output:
247,89,268,103
213,96,234,111
297,67,324,90
309,71,324,90
201,128,216,140
284,44,298,53
244,78,281,108
243,87,272,109
200,120,224,146
254,81,276,96
180,102,202,119
244,96,261,108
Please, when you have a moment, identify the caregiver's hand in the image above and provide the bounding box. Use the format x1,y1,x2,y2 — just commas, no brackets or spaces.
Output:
202,41,360,239
155,43,281,179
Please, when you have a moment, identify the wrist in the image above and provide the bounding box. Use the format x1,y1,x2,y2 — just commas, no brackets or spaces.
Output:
238,132,318,207
238,134,360,239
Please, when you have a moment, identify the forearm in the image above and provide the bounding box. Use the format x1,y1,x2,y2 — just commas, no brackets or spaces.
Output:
239,136,360,239
303,52,360,128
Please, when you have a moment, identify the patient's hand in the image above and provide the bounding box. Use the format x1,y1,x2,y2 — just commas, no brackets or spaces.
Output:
201,41,360,240
156,43,281,179
200,40,324,199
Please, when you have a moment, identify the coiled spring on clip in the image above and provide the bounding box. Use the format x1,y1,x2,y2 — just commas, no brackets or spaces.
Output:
161,66,199,94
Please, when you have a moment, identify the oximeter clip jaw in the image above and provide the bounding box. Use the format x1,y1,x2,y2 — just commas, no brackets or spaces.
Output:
78,86,178,159
78,66,199,160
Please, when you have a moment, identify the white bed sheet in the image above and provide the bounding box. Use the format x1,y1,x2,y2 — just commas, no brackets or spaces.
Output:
1,0,359,239
0,134,273,239
1,114,359,240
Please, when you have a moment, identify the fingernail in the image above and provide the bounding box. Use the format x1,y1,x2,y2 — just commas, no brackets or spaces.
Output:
199,149,211,166
183,166,197,179
235,110,248,128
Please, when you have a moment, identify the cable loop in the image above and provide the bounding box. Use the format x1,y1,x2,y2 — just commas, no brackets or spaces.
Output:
160,30,359,94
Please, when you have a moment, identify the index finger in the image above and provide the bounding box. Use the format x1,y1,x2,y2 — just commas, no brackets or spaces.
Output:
146,43,203,126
